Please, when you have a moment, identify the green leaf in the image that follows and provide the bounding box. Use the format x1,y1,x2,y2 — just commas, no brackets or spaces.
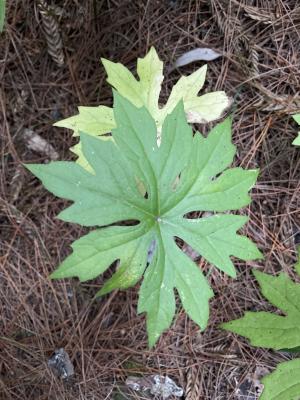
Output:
102,47,163,123
54,106,115,136
70,136,113,173
138,234,176,347
162,65,229,124
222,270,300,350
0,0,5,33
55,47,231,169
103,48,231,128
50,224,152,283
292,114,300,146
27,94,260,346
222,260,300,400
169,215,261,278
260,359,300,400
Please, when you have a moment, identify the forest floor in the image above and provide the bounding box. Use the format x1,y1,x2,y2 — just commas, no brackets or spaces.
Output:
1,1,300,399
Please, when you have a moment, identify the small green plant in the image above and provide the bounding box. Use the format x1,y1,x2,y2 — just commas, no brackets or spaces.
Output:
54,47,232,170
27,49,261,346
292,114,300,146
222,262,300,400
27,92,261,346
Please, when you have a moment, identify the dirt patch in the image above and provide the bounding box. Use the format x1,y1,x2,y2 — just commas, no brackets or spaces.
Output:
1,1,300,399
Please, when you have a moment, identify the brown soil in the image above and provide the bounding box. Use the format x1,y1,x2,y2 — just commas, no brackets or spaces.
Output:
1,1,300,399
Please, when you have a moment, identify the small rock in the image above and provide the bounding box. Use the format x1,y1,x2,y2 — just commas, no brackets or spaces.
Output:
48,348,74,379
126,375,183,399
23,128,59,160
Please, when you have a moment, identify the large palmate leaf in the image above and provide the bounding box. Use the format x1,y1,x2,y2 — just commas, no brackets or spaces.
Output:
292,114,300,146
222,270,300,350
27,94,261,346
222,267,300,400
55,47,232,168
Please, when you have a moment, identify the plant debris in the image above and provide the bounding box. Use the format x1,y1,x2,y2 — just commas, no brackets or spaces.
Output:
171,47,222,70
47,348,74,379
37,0,65,66
126,375,183,399
23,128,59,160
234,366,268,399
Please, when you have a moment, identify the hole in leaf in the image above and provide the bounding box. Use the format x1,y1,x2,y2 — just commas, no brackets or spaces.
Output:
111,219,140,227
183,211,206,219
174,236,200,262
